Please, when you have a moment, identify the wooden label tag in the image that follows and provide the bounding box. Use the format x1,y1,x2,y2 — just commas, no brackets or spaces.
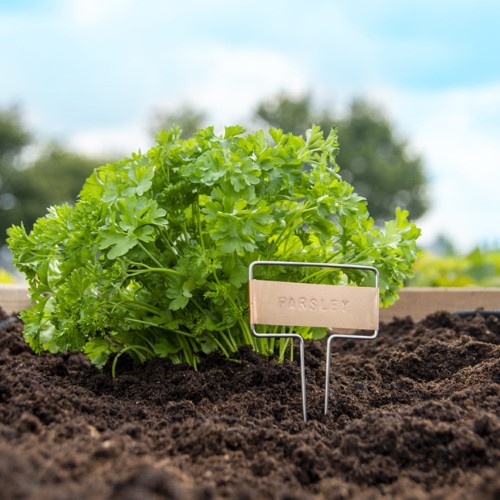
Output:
249,279,379,330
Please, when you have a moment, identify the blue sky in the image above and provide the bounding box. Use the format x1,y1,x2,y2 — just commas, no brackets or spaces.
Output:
1,0,500,252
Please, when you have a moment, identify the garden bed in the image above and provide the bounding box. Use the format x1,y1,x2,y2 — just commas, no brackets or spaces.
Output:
0,303,499,499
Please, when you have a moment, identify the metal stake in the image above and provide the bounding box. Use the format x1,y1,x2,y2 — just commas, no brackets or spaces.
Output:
324,329,379,416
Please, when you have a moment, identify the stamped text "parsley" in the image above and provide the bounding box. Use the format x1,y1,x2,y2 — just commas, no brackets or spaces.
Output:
278,296,349,312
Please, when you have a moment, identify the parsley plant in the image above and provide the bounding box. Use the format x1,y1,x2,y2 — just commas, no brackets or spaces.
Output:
8,125,420,369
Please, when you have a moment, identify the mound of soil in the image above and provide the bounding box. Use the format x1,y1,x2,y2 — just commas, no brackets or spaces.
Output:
0,306,499,499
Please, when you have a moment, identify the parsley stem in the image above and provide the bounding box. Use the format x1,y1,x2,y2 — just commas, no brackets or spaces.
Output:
125,317,196,338
194,200,206,252
177,334,196,368
126,265,183,277
136,241,164,268
158,230,177,254
207,332,231,358
238,317,257,351
116,300,162,316
111,344,155,378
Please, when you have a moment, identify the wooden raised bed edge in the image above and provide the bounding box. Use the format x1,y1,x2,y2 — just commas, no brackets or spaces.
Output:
0,284,31,316
1,284,499,321
380,287,500,322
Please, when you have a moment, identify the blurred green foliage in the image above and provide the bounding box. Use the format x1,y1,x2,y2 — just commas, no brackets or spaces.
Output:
409,249,500,287
0,268,16,283
150,105,207,140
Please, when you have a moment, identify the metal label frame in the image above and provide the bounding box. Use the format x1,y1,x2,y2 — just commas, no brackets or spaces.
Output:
249,260,379,422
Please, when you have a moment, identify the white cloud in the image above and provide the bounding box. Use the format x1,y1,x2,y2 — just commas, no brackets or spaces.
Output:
369,83,500,251
169,44,310,125
67,43,310,153
65,0,137,27
69,124,150,157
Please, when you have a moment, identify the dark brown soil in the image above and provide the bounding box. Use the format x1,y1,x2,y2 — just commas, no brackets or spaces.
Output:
0,306,499,499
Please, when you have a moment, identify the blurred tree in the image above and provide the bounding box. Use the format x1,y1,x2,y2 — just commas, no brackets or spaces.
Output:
336,100,428,223
255,94,315,137
0,106,31,162
0,106,103,246
0,106,32,244
150,105,207,139
254,94,429,223
2,145,102,242
428,234,458,256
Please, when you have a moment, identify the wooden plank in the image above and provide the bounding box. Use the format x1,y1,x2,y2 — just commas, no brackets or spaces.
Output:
380,287,500,323
0,284,30,315
0,284,499,321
